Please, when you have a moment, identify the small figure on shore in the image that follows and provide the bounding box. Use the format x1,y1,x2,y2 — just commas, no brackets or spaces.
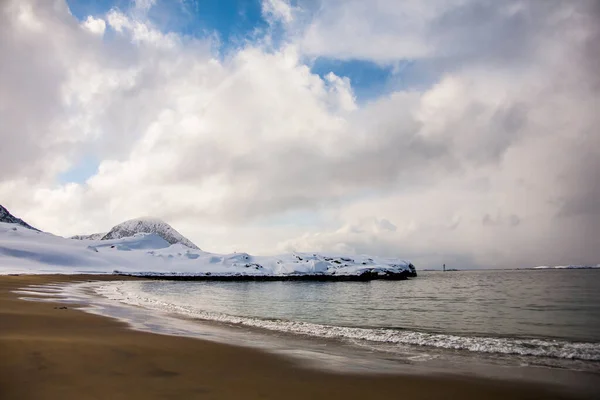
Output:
443,263,446,272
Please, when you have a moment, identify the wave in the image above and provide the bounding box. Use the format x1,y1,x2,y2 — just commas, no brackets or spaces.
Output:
94,281,600,362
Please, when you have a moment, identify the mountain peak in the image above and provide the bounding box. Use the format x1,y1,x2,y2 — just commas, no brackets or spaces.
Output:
127,216,167,224
0,204,39,231
101,217,200,250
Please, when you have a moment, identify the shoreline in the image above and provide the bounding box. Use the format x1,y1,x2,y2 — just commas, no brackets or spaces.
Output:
78,278,600,378
115,269,415,281
0,274,593,400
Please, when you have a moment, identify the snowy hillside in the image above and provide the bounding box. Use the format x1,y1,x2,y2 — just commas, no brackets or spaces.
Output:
71,233,106,241
101,218,200,250
0,221,416,278
0,205,39,231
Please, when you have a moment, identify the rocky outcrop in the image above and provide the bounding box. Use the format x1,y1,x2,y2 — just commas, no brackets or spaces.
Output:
0,204,39,231
115,269,415,281
70,233,107,240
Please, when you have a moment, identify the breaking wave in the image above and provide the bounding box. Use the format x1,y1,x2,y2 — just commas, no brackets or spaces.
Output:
94,281,600,362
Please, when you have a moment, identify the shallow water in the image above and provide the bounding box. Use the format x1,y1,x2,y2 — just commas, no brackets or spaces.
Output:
128,269,600,341
92,269,600,368
17,270,600,395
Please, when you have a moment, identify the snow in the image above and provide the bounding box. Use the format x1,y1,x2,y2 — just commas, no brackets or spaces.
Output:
0,222,415,277
101,217,200,250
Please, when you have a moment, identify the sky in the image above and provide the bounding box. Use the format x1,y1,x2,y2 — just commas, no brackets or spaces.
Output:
1,0,599,269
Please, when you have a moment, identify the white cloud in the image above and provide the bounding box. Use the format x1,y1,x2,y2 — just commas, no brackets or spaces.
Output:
0,0,598,268
82,15,106,36
299,0,435,61
106,9,179,47
134,0,156,13
294,0,584,67
262,0,294,24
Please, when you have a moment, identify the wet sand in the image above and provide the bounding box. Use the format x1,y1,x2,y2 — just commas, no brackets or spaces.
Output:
0,275,589,399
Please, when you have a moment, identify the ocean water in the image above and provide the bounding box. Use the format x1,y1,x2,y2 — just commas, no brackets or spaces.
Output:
90,269,600,373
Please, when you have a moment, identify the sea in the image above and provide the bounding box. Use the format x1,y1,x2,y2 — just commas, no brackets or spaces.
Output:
20,269,600,394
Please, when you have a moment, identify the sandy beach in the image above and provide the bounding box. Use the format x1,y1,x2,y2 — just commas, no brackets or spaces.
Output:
0,275,590,400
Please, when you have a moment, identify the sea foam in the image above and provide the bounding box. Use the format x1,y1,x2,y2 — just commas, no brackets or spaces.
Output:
93,281,600,362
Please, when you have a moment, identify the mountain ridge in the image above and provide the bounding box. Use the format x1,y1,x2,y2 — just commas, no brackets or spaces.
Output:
0,204,39,231
70,233,107,241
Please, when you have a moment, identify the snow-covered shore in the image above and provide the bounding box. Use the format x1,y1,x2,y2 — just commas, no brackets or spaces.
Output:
0,222,416,279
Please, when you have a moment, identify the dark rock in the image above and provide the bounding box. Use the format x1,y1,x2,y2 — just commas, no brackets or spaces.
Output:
116,271,412,282
0,204,40,231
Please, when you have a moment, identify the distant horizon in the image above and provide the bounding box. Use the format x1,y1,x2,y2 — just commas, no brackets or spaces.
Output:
420,265,600,271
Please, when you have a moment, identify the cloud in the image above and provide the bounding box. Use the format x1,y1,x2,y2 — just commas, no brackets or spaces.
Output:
134,0,157,13
82,16,106,36
296,0,575,66
0,0,100,182
262,0,294,24
0,0,598,268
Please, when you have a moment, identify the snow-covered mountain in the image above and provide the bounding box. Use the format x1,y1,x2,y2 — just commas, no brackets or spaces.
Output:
0,204,39,231
101,218,200,250
0,221,416,278
71,233,107,241
0,208,416,279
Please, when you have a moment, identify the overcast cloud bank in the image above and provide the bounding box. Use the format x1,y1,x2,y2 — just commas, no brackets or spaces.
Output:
1,0,598,268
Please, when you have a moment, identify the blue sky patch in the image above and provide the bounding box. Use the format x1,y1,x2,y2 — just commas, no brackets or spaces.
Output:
310,58,394,101
174,0,268,46
67,0,128,19
67,0,269,53
58,156,100,184
308,58,423,102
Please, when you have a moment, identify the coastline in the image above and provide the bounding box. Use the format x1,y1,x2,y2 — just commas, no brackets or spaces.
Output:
114,269,416,281
0,275,591,400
